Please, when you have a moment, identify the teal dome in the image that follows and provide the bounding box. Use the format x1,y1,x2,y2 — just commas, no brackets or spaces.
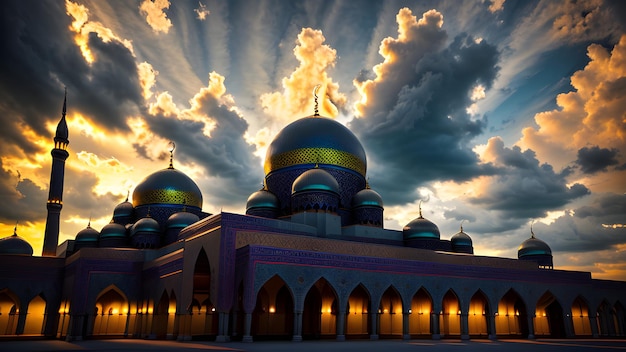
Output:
403,213,440,240
246,188,279,211
166,210,200,230
264,116,367,177
99,221,127,239
352,187,383,208
132,167,203,208
131,217,161,236
75,224,100,244
451,229,472,247
292,168,340,194
0,228,33,256
518,236,552,257
113,199,134,219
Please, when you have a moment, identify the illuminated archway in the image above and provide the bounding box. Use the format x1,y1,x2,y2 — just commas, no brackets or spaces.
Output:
0,290,19,335
302,278,338,339
345,284,370,338
468,290,489,337
378,286,402,338
23,294,46,335
440,290,460,337
409,287,432,337
190,248,217,338
92,287,129,336
535,291,565,338
571,296,592,336
252,275,293,339
496,289,529,337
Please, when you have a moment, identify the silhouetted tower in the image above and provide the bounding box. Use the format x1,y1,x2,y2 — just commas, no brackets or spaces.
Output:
42,91,69,256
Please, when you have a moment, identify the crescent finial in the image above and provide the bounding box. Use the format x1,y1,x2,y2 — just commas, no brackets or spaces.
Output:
168,141,176,169
530,220,536,238
313,84,321,116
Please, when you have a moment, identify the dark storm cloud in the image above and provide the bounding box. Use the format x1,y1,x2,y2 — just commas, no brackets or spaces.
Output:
0,159,47,223
469,138,589,219
576,146,620,174
351,32,500,204
0,1,143,160
148,92,261,203
62,167,118,224
532,194,626,253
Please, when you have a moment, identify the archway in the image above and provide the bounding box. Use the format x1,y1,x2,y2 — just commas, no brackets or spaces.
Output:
302,278,338,339
252,275,293,340
535,291,565,338
92,287,128,336
345,284,370,339
409,287,432,337
440,290,460,337
190,248,217,339
571,296,592,336
0,290,19,335
23,294,46,335
497,289,529,337
615,302,625,336
468,290,489,337
153,291,176,339
597,300,616,336
378,286,402,338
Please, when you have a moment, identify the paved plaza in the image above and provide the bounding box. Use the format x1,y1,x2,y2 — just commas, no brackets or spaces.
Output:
2,339,626,352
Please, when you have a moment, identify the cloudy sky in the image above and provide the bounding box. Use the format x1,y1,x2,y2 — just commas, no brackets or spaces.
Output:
1,0,625,280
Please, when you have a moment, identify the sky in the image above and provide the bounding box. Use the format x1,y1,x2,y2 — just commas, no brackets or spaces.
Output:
1,0,625,280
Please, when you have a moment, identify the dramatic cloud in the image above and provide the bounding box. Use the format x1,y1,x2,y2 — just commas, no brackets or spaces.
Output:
488,0,505,13
470,137,589,219
518,35,626,179
139,0,173,34
351,8,499,204
260,28,347,123
0,159,47,223
576,146,620,174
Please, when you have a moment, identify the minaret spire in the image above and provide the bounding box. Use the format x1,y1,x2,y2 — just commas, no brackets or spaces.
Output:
43,91,70,256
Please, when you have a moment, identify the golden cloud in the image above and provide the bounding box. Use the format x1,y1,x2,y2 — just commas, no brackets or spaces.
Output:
139,0,173,34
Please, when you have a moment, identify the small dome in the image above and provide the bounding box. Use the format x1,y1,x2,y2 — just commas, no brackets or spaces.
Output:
0,228,33,256
131,216,161,236
166,210,200,230
99,221,127,239
518,236,552,258
246,188,279,211
451,228,472,247
352,186,383,208
75,223,100,243
403,207,440,240
113,198,134,219
132,167,203,208
292,167,340,195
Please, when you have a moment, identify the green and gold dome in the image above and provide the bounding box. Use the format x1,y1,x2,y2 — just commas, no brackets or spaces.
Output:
132,166,203,209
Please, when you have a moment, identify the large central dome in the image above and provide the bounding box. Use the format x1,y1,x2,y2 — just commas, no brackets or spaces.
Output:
264,116,367,176
132,167,203,208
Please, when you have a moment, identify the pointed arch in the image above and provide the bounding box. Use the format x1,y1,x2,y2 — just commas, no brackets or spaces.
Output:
409,287,432,337
252,275,293,339
441,289,461,337
345,284,371,339
597,299,616,337
497,289,529,337
0,289,19,335
535,291,565,338
614,301,625,336
92,285,129,336
379,285,402,338
23,294,46,335
571,295,592,336
153,291,169,339
468,290,489,337
302,277,338,339
190,247,217,339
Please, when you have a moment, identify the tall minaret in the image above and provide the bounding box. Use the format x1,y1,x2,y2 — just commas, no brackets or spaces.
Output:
42,90,69,256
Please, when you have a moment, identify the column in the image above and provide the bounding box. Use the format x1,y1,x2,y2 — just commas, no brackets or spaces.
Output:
589,314,599,338
460,313,470,340
402,312,410,340
292,311,302,342
216,311,230,342
431,312,441,340
526,314,535,339
336,311,345,341
564,311,575,338
242,312,253,343
487,313,497,340
370,311,379,340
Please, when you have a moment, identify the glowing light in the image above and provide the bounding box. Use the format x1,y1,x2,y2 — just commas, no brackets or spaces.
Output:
111,308,119,315
148,308,153,314
383,309,388,314
408,309,412,314
211,307,216,312
122,307,128,314
269,307,275,313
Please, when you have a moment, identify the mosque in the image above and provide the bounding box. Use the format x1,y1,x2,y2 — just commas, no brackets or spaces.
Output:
0,94,625,342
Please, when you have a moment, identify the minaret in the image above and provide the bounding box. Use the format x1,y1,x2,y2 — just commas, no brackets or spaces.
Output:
42,90,69,256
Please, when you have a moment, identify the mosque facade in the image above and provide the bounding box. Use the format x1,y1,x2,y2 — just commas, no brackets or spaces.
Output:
0,96,625,342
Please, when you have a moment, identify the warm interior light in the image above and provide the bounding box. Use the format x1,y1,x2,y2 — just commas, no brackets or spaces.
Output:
148,308,153,314
269,307,276,313
211,307,216,312
112,308,119,315
457,310,461,315
408,309,412,314
327,308,332,314
383,309,388,314
122,307,128,314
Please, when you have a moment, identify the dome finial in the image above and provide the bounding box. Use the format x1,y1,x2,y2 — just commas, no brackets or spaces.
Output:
168,141,176,169
530,220,536,239
87,215,92,228
125,190,130,202
460,219,465,232
313,84,321,116
13,221,18,237
365,178,371,189
418,200,423,218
